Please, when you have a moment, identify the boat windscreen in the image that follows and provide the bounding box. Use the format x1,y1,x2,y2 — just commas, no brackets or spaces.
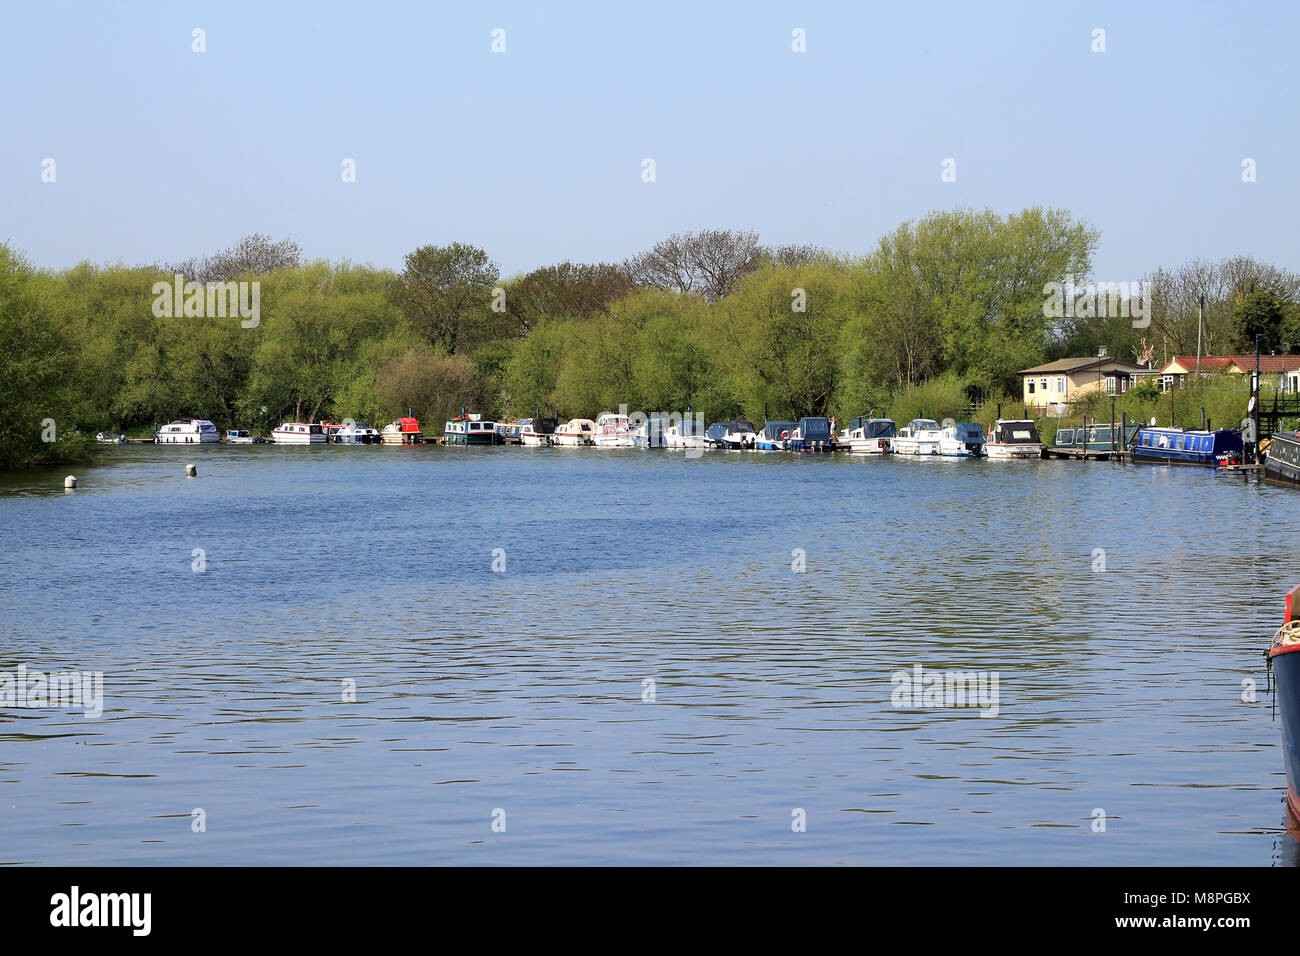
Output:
1000,423,1040,442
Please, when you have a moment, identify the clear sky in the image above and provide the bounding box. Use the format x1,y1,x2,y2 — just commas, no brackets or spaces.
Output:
1,0,1296,281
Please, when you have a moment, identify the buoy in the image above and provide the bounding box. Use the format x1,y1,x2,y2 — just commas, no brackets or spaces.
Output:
185,464,197,477
64,475,77,489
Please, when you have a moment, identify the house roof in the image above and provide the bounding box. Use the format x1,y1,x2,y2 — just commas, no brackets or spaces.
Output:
1019,357,1145,375
1161,356,1241,374
1231,354,1300,373
1161,354,1300,375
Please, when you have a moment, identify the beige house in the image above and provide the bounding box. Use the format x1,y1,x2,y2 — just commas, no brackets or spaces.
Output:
1020,357,1148,411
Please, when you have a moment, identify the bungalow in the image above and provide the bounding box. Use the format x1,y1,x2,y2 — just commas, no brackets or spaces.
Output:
1158,355,1300,392
1020,357,1148,411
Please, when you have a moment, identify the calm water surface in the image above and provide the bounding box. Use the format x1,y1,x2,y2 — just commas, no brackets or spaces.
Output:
1,444,1297,865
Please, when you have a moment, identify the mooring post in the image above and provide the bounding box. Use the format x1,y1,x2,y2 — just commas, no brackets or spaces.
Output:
1110,399,1116,460
1120,412,1128,463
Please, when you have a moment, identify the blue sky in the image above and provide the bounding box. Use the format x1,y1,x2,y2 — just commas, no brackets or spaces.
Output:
1,0,1295,280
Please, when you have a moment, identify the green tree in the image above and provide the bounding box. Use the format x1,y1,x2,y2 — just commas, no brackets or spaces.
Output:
393,243,500,355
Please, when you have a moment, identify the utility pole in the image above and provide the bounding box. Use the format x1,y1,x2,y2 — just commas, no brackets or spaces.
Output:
1196,294,1204,376
1253,333,1263,463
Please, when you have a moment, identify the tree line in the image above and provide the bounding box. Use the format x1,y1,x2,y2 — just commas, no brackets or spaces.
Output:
3,210,1298,469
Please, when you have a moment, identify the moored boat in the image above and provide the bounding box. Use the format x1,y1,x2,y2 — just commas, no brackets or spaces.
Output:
632,418,669,448
225,429,257,444
893,419,942,456
520,416,559,446
1050,422,1139,459
1269,585,1300,823
787,416,835,452
840,417,895,454
665,418,709,449
156,419,221,444
554,418,595,446
95,432,127,444
272,422,326,444
939,422,986,457
496,421,524,445
985,419,1043,459
593,412,636,447
333,421,381,444
755,420,798,451
1263,431,1300,485
704,423,728,447
1129,425,1241,468
381,417,424,445
717,419,757,450
444,414,502,445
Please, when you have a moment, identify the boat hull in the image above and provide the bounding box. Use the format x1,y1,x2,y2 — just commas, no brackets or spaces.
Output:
894,440,939,455
986,443,1041,459
444,433,500,445
1130,449,1235,467
272,432,326,444
1272,644,1300,820
157,433,220,444
846,438,892,454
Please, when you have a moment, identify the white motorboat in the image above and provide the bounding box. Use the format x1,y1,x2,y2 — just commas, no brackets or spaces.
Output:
272,422,326,444
939,422,986,457
593,412,636,447
755,421,798,451
986,419,1043,459
554,419,596,446
156,419,221,444
839,417,895,454
520,416,559,446
225,429,257,444
95,432,127,444
665,417,709,449
892,419,942,455
717,419,757,449
333,421,381,444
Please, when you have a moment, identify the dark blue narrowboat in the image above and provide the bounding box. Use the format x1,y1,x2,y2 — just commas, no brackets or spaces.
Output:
1264,431,1300,486
1269,585,1300,824
1129,426,1242,468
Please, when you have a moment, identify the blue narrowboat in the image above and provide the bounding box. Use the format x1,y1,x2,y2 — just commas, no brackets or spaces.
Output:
1269,585,1300,825
1129,426,1242,468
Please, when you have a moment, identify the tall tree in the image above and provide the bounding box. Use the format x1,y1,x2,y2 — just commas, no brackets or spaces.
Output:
393,243,500,355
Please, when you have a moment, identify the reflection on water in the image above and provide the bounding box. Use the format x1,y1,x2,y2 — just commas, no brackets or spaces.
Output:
0,445,1295,864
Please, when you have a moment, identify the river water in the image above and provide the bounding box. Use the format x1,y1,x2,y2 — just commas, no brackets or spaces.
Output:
0,444,1296,865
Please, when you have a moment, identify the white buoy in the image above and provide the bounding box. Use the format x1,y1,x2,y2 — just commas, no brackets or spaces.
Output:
185,463,197,477
64,475,77,489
